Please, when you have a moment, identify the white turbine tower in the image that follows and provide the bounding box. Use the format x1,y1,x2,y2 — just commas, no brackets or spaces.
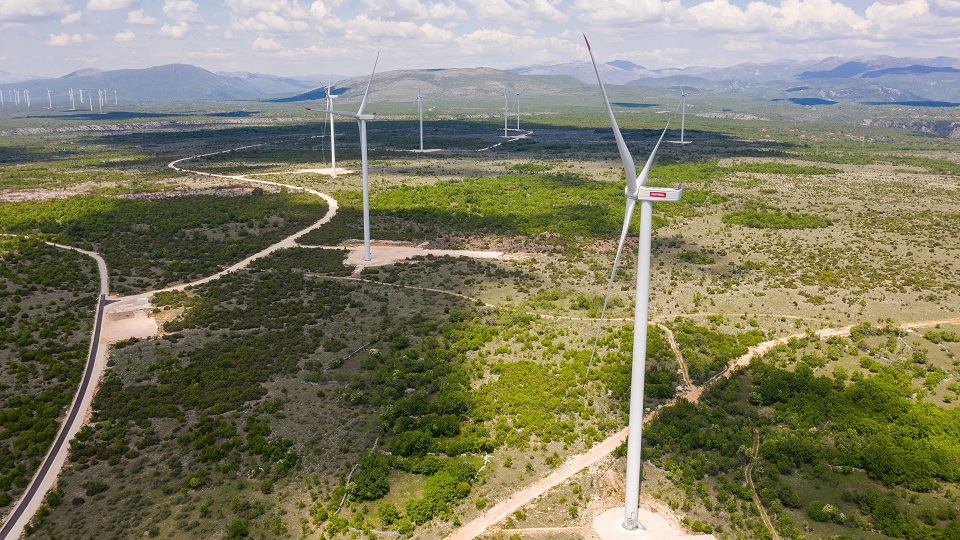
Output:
516,90,522,130
15,90,20,106
79,88,84,104
114,90,117,105
24,90,30,108
0,90,3,106
69,89,75,110
325,80,338,177
307,54,379,261
47,88,52,109
417,81,424,152
502,91,509,137
98,90,103,113
88,91,93,111
584,34,682,536
670,87,691,144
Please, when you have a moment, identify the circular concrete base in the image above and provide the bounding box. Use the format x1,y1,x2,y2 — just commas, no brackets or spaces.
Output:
594,507,717,540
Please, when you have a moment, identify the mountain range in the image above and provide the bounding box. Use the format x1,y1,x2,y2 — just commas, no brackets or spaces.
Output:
1,54,957,105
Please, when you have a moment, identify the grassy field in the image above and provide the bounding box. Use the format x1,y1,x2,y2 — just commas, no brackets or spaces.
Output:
1,94,958,539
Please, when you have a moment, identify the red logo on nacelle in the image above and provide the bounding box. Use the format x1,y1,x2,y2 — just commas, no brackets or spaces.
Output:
650,191,667,198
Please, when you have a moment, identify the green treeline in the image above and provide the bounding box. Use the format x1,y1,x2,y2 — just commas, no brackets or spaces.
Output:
0,191,327,293
722,202,831,229
0,237,99,509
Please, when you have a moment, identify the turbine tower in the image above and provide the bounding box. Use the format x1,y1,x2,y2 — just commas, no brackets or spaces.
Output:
15,90,20,106
79,88,84,104
47,88,52,109
88,91,93,111
98,90,103,113
502,91,508,137
670,87,692,144
307,54,379,261
114,90,117,105
417,82,424,152
24,90,30,108
1,90,3,106
324,79,338,177
516,90,522,130
69,89,75,110
584,34,682,534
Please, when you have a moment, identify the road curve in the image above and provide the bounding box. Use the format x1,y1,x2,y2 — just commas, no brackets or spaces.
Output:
0,246,110,540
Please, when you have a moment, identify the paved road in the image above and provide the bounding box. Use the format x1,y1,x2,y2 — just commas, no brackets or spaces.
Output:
0,294,113,540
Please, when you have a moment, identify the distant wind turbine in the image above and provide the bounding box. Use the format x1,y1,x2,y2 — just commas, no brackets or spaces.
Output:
79,88,84,104
417,81,424,152
306,54,379,261
69,89,75,110
670,87,692,144
516,90,522,130
0,90,3,106
15,90,20,106
584,34,682,535
47,88,52,109
502,91,509,137
98,90,103,113
24,90,30,108
88,91,93,111
114,90,117,105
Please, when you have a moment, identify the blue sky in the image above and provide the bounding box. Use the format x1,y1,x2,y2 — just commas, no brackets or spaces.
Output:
1,0,958,78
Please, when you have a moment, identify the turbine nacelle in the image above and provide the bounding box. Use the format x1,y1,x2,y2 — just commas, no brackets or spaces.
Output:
628,185,682,202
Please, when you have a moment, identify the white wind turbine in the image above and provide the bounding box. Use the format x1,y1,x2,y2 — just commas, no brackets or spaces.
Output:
46,88,52,109
417,81,424,152
98,90,103,113
670,87,691,144
502,91,509,137
306,54,379,261
114,90,117,105
516,90,522,130
325,79,338,177
88,91,93,111
69,89,75,110
24,90,30,108
1,89,3,105
584,34,682,535
79,88,84,104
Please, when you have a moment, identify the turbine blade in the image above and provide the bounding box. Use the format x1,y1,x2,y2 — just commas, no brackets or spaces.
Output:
358,51,379,115
585,198,637,380
584,33,637,194
636,120,671,187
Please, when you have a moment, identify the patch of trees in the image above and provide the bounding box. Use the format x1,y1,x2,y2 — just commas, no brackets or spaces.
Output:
668,317,763,383
722,202,830,229
0,192,327,293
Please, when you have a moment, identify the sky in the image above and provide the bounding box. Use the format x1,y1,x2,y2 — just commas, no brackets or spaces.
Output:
0,0,958,79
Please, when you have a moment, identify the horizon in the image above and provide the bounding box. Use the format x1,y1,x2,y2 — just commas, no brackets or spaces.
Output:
0,1,958,80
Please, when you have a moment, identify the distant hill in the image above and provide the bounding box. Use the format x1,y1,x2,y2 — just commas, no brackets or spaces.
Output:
278,67,590,104
216,71,321,95
0,70,39,84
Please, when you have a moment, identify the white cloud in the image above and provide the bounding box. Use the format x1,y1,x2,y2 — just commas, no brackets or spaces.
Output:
253,36,282,50
48,32,95,46
341,14,454,43
61,11,82,24
573,0,685,25
158,21,189,37
0,0,70,22
127,8,157,24
358,0,467,20
87,0,140,11
163,0,202,23
224,0,311,32
115,29,135,41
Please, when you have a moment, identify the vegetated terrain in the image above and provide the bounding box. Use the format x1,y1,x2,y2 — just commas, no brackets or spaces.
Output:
0,237,99,511
0,93,958,540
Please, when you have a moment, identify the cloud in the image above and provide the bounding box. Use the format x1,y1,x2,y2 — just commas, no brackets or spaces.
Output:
163,0,202,23
48,32,95,46
158,21,189,38
61,11,82,24
358,0,466,20
115,29,136,41
87,0,140,11
0,0,70,22
127,8,157,24
573,0,684,25
253,36,282,51
340,14,454,43
224,0,311,32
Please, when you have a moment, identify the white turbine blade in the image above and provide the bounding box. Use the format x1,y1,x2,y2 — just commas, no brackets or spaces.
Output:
584,33,637,194
357,52,379,115
585,197,637,379
636,120,671,187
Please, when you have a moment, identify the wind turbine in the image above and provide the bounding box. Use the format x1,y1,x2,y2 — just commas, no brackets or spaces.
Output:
516,90,522,130
47,88,52,109
502,91,508,137
325,80,338,177
24,90,30,108
79,88,84,104
15,90,20,106
670,87,691,144
306,54,379,261
417,81,424,152
1,90,3,106
98,90,103,113
114,90,117,105
88,91,93,111
584,34,682,534
69,89,75,110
